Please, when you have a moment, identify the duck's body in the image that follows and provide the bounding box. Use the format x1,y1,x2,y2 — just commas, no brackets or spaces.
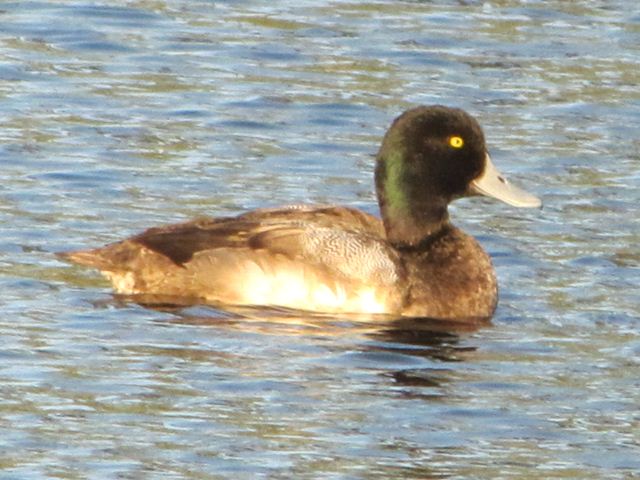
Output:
60,106,540,321
63,205,496,318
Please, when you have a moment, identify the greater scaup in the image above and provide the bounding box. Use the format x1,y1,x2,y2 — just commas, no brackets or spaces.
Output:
59,105,541,320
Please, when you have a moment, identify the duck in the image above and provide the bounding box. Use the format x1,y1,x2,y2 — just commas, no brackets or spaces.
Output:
59,105,541,321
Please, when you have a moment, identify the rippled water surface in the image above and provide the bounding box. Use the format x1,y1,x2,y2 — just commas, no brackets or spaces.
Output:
2,1,639,478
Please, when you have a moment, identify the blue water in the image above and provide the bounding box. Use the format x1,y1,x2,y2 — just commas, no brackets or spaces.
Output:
1,1,639,478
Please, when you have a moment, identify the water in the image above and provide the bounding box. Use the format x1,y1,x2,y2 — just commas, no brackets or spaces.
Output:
1,1,639,478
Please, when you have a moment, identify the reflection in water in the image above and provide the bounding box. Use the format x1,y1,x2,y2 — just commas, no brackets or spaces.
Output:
121,293,484,340
362,317,485,392
368,316,485,355
121,294,486,392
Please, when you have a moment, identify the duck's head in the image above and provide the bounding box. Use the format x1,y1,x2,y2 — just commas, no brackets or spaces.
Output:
375,105,541,247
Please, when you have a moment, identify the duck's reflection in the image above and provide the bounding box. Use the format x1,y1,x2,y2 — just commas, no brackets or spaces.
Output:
123,293,486,334
355,316,487,390
116,294,489,389
365,316,486,359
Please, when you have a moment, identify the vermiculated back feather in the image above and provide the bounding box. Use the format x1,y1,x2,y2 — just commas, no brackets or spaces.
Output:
133,205,388,269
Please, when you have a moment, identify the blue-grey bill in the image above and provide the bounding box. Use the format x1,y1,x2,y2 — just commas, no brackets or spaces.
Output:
471,153,542,208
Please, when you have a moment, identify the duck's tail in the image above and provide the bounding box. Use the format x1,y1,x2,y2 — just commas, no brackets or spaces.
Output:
56,240,138,272
56,248,115,270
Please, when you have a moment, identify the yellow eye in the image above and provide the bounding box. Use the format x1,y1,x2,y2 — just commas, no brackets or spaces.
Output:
448,136,464,149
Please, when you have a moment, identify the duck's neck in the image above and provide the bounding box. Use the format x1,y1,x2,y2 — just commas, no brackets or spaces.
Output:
375,152,451,248
380,199,451,248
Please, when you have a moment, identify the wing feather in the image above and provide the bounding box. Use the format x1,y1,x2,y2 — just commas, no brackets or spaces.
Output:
134,205,390,275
